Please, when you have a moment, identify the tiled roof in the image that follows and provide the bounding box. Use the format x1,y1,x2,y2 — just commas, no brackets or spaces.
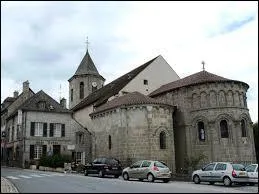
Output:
72,55,159,111
7,90,71,120
90,91,173,116
149,70,249,97
68,50,104,81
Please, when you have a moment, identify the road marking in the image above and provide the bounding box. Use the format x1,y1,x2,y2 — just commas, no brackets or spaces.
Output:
39,174,55,176
6,176,20,180
18,175,32,178
29,174,44,177
53,173,65,176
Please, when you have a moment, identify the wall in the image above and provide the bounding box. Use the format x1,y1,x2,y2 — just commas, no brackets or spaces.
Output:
90,104,176,172
120,56,180,96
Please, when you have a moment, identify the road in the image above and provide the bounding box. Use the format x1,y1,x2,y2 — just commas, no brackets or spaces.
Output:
1,167,258,193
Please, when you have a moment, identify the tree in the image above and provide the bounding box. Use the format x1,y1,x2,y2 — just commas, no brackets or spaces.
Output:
253,121,258,163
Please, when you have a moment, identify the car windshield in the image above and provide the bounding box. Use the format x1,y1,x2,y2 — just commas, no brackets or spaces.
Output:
106,159,119,165
232,164,245,171
154,161,167,168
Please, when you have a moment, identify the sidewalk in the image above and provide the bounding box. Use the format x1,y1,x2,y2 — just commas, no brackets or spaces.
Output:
1,177,19,193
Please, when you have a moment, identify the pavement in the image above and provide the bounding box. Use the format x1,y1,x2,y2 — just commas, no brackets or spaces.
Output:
1,177,19,193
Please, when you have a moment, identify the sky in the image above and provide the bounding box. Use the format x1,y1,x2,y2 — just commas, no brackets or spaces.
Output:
1,1,258,122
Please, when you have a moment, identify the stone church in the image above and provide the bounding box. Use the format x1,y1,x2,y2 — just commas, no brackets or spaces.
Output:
68,49,256,172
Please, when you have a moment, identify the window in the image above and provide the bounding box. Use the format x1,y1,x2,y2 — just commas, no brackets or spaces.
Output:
198,121,205,141
50,123,64,137
160,131,166,149
80,82,84,99
144,79,148,85
76,152,82,163
76,133,84,144
35,123,43,137
241,119,247,137
203,163,216,171
71,89,73,102
37,101,46,109
34,145,42,159
245,165,257,172
154,162,167,168
11,126,14,141
108,135,112,150
30,122,46,137
131,161,142,168
141,161,151,167
53,145,61,155
215,163,227,171
92,86,97,92
220,120,229,138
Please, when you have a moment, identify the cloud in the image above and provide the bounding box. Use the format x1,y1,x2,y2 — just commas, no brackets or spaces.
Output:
1,1,258,122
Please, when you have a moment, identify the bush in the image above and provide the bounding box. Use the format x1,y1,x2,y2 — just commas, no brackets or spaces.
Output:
39,154,72,168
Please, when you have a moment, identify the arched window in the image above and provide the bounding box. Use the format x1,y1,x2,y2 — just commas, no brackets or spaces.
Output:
241,119,247,137
160,131,166,149
108,135,111,150
198,121,205,141
80,82,84,99
220,120,229,138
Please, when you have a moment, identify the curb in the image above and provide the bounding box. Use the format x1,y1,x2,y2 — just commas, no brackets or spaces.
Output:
1,177,19,193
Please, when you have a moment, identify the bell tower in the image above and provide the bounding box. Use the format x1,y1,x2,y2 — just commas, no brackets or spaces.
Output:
68,39,105,109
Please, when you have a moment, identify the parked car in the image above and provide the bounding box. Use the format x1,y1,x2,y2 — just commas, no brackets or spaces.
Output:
192,162,249,186
122,160,171,183
245,164,258,186
84,157,122,178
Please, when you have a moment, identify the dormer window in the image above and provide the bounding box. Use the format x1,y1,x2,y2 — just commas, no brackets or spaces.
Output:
37,101,46,109
144,79,148,85
80,82,84,99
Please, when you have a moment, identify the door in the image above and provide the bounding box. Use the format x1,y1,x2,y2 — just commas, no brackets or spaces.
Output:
139,161,152,178
200,163,216,182
129,161,142,178
246,164,258,180
211,163,227,182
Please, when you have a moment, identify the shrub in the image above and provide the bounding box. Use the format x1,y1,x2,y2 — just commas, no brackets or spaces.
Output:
39,154,72,168
184,153,207,174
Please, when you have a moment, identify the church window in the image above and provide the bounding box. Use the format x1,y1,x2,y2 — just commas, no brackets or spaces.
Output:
80,82,84,99
108,135,112,150
160,131,166,149
144,79,148,85
71,89,73,102
241,119,247,137
220,120,229,138
198,121,205,141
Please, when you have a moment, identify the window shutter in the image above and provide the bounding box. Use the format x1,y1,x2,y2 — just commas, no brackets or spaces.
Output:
30,145,34,159
30,122,35,136
43,123,47,137
61,124,65,137
42,145,47,156
50,123,54,137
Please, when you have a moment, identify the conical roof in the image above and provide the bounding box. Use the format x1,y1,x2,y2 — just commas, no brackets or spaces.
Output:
149,70,249,97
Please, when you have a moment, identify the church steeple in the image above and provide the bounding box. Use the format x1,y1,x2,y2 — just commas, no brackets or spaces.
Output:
68,40,105,109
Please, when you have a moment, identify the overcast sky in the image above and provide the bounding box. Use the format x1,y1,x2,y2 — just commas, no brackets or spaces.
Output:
1,1,258,122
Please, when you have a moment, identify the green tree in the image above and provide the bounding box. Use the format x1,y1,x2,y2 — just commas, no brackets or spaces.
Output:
253,121,258,163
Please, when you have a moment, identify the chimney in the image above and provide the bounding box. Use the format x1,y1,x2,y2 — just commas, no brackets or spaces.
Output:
23,80,30,92
13,91,19,98
60,98,67,109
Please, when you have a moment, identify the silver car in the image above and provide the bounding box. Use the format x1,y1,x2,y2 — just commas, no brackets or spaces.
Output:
245,164,258,185
192,162,249,186
122,160,172,183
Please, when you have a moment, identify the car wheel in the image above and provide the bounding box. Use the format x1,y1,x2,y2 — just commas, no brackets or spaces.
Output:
123,172,129,180
193,175,200,184
98,170,104,178
84,169,88,176
163,178,170,183
223,177,232,187
147,173,154,182
209,181,214,185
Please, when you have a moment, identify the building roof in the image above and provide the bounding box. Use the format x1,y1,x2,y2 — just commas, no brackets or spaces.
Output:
72,55,160,111
68,50,105,81
7,90,71,120
90,91,173,116
149,70,249,97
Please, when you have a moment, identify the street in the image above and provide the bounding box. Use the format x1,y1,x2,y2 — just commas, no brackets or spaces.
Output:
1,167,258,193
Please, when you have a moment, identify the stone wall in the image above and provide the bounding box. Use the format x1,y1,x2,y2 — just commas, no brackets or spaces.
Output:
154,81,256,170
90,104,176,172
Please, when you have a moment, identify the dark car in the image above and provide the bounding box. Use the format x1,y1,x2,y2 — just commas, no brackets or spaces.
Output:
84,157,122,178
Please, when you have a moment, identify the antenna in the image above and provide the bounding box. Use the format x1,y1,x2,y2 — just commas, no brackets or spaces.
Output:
201,61,205,71
59,84,61,101
85,36,90,51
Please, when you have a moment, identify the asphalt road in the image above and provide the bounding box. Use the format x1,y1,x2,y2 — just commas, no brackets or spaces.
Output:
1,167,258,193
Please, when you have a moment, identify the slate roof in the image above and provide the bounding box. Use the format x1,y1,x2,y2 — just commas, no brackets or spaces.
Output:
149,70,249,97
68,50,105,81
7,90,71,120
72,55,160,111
90,91,173,116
